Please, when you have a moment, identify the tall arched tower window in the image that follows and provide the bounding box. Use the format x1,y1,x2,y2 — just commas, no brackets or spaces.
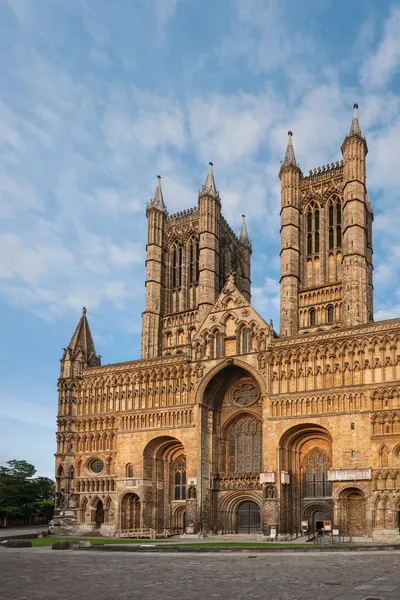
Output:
174,457,186,500
188,236,199,284
328,196,342,250
305,202,320,256
227,415,262,474
171,242,183,289
309,308,316,326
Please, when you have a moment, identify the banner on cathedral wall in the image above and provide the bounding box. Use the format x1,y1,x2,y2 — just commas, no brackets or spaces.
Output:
328,468,371,481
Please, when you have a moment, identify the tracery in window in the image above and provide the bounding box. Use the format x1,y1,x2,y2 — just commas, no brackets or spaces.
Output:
174,457,186,500
227,415,261,473
302,449,332,498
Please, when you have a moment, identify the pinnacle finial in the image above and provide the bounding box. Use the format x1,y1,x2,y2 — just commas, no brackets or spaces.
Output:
282,130,297,168
149,175,166,212
240,214,251,247
82,307,87,315
200,161,219,198
349,102,362,136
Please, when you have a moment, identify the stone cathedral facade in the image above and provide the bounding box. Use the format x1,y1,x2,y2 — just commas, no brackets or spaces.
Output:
52,105,400,540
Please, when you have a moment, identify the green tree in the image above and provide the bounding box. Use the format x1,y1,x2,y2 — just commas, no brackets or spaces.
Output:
0,460,55,520
0,460,36,478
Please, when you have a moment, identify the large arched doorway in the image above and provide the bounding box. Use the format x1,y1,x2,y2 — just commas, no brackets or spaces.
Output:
143,436,186,531
303,503,333,536
120,493,141,530
172,506,186,534
93,499,104,528
338,488,366,536
236,501,260,533
279,424,333,535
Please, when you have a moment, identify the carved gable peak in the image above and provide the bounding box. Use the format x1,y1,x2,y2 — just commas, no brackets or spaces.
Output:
194,274,271,340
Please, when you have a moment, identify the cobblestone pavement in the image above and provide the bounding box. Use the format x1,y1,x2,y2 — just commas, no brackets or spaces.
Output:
2,548,400,600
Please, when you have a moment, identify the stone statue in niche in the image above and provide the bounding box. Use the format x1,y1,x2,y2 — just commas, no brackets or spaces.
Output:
265,485,276,499
188,486,196,499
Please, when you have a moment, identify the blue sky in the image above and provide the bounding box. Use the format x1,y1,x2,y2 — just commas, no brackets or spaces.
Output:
1,0,400,476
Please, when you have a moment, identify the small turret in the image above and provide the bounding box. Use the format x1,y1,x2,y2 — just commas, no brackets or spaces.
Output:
239,214,251,248
60,307,100,379
348,103,362,137
282,131,297,169
148,175,167,213
239,214,252,302
200,162,219,199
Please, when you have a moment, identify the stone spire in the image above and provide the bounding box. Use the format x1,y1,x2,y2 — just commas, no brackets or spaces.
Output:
239,214,251,247
201,162,219,198
349,103,362,137
67,307,99,365
149,175,166,212
282,131,297,168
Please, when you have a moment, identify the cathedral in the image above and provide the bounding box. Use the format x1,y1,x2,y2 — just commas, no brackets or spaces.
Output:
52,105,400,540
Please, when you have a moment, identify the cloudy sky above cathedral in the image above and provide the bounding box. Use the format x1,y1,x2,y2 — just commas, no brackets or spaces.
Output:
1,0,400,475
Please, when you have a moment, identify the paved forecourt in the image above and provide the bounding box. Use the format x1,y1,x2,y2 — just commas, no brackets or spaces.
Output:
2,548,400,600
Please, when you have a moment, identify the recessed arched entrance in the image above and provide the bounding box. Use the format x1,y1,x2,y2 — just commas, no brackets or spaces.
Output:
93,498,104,528
338,488,366,536
279,424,333,535
303,503,333,535
236,501,260,533
120,493,141,531
143,436,186,531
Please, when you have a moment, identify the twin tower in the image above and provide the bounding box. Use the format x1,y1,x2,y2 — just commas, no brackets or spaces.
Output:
141,104,374,359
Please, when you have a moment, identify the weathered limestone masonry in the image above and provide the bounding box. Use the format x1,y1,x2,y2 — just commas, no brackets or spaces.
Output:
51,106,400,541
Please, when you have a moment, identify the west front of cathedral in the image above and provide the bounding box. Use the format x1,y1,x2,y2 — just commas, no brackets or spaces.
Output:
52,105,400,540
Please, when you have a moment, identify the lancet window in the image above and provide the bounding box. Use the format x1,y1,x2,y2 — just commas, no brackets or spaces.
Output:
171,242,183,290
305,202,320,256
188,236,199,284
328,196,342,250
174,457,186,500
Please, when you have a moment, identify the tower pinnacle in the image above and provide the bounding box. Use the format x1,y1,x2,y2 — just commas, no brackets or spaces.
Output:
149,175,166,212
239,214,251,247
349,103,362,137
201,162,219,198
282,131,297,168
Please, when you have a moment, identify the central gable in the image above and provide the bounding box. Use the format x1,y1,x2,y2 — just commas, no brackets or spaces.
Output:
192,275,273,359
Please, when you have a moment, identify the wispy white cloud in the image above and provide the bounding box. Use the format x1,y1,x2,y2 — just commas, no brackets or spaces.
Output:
361,7,400,89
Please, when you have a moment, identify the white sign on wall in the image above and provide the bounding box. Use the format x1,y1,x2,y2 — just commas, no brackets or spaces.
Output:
328,468,371,481
281,471,290,485
260,472,275,484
